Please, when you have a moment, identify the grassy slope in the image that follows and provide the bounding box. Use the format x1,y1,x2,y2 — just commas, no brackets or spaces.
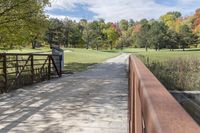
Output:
0,48,119,72
64,48,119,72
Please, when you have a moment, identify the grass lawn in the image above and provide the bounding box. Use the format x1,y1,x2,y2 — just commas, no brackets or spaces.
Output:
122,48,200,91
63,48,119,72
131,48,200,61
104,48,200,61
0,47,119,73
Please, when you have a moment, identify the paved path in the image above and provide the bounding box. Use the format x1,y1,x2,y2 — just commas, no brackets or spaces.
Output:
0,54,129,133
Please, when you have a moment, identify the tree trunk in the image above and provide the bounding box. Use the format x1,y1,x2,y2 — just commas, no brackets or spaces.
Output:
96,44,99,51
86,41,89,49
110,42,113,50
145,45,148,52
121,44,123,50
64,31,69,48
65,39,68,48
32,37,37,49
182,44,185,51
158,43,160,51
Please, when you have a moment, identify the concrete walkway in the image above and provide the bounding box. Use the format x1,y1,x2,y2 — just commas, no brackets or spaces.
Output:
0,54,129,133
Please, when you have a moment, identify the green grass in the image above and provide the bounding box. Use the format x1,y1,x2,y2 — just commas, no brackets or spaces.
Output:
0,47,119,73
2,47,199,73
135,49,200,61
63,48,119,72
104,48,200,60
103,48,152,53
124,48,200,91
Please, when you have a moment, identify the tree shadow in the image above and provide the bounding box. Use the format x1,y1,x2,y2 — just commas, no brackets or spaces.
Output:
185,48,200,52
64,63,97,73
0,61,128,132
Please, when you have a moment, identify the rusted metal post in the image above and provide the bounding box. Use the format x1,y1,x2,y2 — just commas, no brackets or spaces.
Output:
3,54,7,93
16,55,19,76
16,55,19,88
48,55,51,80
30,55,34,83
59,55,62,77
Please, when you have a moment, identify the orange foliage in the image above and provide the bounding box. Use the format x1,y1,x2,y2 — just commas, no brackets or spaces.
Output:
193,9,200,32
133,23,141,33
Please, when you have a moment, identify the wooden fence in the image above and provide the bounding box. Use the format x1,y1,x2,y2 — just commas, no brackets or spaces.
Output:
128,55,200,133
0,53,62,93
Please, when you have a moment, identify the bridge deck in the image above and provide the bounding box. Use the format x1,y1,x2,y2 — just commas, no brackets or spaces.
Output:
0,54,129,133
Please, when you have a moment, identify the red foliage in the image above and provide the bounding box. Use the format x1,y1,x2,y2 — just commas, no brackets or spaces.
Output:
133,23,141,33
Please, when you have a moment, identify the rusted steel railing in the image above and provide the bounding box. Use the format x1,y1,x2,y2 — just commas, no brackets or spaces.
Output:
0,53,62,93
128,55,200,133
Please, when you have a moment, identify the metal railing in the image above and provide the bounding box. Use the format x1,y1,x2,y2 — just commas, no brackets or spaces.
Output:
128,55,200,133
0,53,62,93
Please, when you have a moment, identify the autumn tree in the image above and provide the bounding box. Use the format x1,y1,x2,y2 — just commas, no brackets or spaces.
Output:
160,11,182,31
104,26,119,50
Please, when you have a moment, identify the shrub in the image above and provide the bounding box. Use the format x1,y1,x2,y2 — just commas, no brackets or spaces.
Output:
141,57,200,91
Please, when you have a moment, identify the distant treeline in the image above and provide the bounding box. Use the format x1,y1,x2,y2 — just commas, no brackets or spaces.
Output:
1,0,200,51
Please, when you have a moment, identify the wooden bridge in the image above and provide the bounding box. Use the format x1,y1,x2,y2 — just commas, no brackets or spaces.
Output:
0,54,199,133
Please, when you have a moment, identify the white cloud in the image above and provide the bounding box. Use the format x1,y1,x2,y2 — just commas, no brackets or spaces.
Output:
47,14,81,22
46,0,200,22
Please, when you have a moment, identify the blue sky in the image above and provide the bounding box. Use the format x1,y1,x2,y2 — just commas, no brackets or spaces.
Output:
45,0,200,22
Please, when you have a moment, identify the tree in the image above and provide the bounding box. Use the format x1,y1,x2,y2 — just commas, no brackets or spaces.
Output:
104,27,119,50
149,21,168,51
116,32,133,50
45,18,64,47
179,24,198,51
0,0,49,49
192,9,200,36
135,19,151,51
62,18,73,48
165,30,179,51
68,22,82,48
82,23,93,49
119,19,129,31
86,20,106,50
128,19,135,27
160,11,182,31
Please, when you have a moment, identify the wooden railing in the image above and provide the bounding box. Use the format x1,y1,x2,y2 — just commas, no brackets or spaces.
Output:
0,53,62,93
128,55,200,133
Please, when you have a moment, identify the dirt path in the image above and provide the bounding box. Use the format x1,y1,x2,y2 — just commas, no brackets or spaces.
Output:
0,53,130,133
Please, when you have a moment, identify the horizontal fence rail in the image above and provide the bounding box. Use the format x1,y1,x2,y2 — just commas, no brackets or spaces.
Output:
0,53,62,93
128,55,200,133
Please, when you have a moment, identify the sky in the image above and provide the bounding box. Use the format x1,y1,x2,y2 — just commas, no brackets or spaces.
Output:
45,0,200,22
